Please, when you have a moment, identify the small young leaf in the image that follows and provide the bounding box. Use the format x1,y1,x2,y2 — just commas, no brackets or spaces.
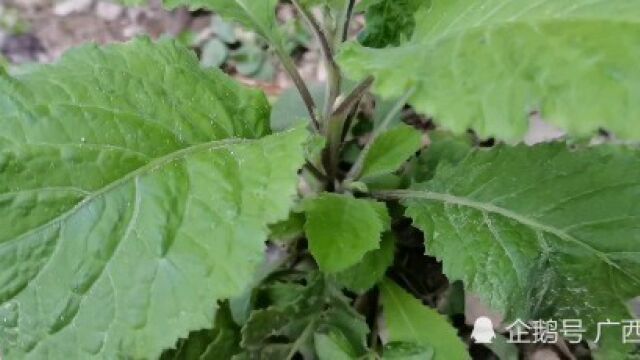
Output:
232,43,269,76
0,39,305,359
164,0,282,46
335,233,395,293
381,280,469,360
361,124,423,180
359,0,426,48
200,38,229,68
400,144,640,356
339,0,640,141
212,15,238,44
304,194,390,273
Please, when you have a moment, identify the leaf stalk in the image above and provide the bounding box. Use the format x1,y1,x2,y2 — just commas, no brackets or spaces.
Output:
325,76,375,183
274,44,321,132
342,0,356,42
290,0,342,126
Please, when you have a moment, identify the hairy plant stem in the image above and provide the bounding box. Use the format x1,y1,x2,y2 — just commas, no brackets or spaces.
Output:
291,0,342,126
345,88,415,182
274,44,320,131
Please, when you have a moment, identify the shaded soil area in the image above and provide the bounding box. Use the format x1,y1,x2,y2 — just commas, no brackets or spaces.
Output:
0,0,327,96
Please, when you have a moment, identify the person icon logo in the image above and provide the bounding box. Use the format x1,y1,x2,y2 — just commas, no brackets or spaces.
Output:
471,316,496,344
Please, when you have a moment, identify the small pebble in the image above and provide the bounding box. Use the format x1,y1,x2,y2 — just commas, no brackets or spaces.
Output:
96,1,124,21
54,0,94,16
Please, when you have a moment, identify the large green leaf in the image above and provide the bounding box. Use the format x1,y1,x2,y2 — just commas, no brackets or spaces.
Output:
381,280,469,360
397,144,640,355
0,38,306,359
304,194,390,273
339,0,640,141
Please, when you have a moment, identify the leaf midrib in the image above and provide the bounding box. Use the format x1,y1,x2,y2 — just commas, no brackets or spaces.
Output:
2,137,247,248
381,281,423,344
382,189,640,285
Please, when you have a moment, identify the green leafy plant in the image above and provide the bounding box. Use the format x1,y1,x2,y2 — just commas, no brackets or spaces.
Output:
1,0,639,359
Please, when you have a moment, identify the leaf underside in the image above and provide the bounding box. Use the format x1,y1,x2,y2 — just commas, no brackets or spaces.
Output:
402,144,640,355
339,0,640,141
0,38,306,359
